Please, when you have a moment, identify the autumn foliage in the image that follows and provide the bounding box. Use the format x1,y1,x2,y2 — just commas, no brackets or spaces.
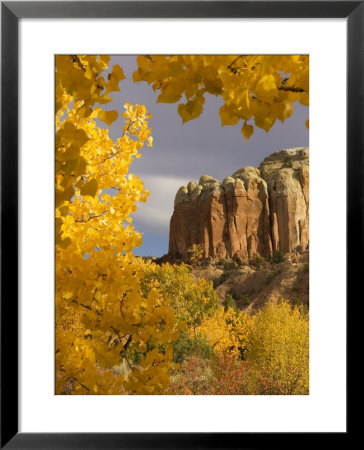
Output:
133,55,309,140
141,262,309,395
245,301,309,395
55,54,309,395
55,56,177,395
166,299,309,395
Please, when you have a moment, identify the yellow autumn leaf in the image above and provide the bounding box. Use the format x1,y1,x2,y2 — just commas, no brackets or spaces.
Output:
98,109,118,126
85,65,93,80
241,122,254,141
157,83,184,103
105,65,125,94
80,179,98,197
77,104,93,119
219,104,240,126
178,94,205,123
111,64,125,82
147,136,153,147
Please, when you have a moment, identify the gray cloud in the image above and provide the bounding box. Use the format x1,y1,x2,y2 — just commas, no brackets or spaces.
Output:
131,175,188,238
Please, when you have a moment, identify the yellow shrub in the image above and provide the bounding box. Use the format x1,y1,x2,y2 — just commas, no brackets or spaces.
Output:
246,300,309,395
196,307,252,358
142,262,219,329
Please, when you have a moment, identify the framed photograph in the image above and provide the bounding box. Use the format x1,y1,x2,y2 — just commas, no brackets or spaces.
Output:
1,1,356,447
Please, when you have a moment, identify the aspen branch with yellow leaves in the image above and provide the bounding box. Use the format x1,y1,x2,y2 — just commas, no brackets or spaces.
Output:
55,55,178,395
133,54,309,141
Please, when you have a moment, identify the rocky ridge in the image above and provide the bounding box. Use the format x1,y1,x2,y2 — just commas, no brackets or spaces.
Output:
169,147,309,261
190,252,309,311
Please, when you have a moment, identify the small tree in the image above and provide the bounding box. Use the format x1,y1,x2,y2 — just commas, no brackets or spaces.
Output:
187,244,205,266
245,300,309,394
224,294,237,312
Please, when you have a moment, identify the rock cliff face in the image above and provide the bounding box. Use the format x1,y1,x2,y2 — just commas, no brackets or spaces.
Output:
168,147,309,261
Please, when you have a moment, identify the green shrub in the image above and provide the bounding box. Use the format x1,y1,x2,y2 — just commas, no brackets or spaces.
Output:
172,330,212,363
240,295,251,306
283,156,293,168
224,294,237,312
271,251,285,264
217,271,230,285
249,255,264,269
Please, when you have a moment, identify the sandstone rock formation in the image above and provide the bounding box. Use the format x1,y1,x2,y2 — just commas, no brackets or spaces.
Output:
168,147,309,261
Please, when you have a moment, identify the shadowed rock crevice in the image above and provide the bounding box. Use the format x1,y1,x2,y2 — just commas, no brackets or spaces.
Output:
169,147,309,261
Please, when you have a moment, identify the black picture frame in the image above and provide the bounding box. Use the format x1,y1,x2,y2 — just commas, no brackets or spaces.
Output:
1,1,356,448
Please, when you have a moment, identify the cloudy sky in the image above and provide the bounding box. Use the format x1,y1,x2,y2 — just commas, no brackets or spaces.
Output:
102,55,309,256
